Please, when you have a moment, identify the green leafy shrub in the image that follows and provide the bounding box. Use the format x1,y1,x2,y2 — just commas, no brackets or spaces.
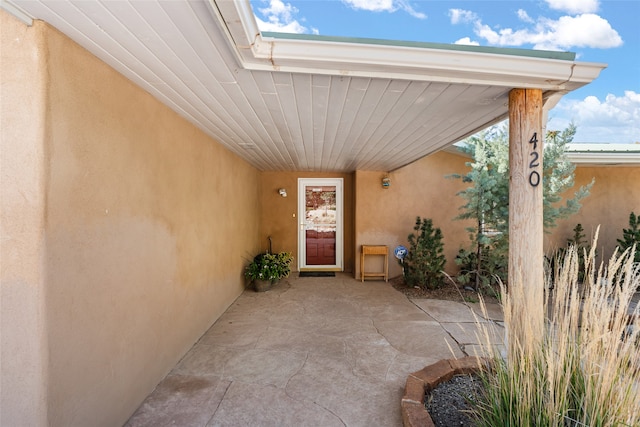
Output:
401,217,446,289
245,252,293,283
617,211,640,263
274,251,293,279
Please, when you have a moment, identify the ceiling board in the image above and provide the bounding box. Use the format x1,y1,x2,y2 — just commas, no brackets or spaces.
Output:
4,0,603,172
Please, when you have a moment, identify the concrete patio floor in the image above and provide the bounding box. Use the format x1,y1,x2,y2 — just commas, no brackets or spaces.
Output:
125,273,504,427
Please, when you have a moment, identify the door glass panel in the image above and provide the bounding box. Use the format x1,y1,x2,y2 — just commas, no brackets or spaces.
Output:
305,186,336,265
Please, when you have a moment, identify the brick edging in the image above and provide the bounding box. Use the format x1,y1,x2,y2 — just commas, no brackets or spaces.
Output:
401,357,481,427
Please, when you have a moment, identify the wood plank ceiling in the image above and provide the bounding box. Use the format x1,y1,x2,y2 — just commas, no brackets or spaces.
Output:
5,0,604,172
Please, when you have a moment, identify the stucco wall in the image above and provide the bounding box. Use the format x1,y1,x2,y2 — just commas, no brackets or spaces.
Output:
354,150,640,280
1,11,49,426
546,165,640,261
355,152,473,279
1,13,260,427
259,172,355,272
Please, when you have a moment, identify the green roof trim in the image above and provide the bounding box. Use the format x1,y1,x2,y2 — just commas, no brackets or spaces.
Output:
261,31,577,61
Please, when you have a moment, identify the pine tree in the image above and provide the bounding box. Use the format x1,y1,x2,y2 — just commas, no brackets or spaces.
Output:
557,223,591,283
403,217,446,289
450,123,593,288
617,212,640,263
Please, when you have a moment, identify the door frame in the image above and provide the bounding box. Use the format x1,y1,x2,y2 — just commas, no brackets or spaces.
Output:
297,178,344,271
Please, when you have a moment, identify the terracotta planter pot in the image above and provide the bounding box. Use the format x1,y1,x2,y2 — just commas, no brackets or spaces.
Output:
253,279,272,292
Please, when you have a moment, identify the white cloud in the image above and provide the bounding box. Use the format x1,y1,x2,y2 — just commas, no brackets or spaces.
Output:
259,0,295,22
343,0,394,12
545,0,599,14
548,91,640,143
541,14,623,49
398,1,426,19
342,0,426,19
449,9,477,25
454,37,479,46
517,9,534,24
253,0,316,34
454,10,621,50
254,16,308,34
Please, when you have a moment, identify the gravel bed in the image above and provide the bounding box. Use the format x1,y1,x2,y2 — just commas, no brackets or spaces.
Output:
425,374,482,427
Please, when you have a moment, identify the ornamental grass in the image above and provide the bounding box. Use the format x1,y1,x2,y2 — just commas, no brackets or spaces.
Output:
472,233,639,427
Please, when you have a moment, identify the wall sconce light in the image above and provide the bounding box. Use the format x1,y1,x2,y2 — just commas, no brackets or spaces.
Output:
278,188,287,197
381,175,391,189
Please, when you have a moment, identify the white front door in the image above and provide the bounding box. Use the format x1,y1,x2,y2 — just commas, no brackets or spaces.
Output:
298,178,343,271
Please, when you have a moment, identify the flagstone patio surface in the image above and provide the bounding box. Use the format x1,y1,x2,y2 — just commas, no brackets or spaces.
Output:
125,273,504,427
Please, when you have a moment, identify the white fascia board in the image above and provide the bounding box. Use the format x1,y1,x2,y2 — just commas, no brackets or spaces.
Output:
568,152,640,165
566,143,640,152
0,0,33,25
212,0,606,91
257,37,604,90
446,143,640,165
566,144,640,164
207,0,259,66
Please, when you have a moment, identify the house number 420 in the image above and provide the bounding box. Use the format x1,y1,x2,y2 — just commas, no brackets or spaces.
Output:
528,132,540,187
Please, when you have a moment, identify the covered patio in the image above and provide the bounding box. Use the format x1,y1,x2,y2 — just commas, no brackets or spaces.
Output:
125,274,503,426
1,1,611,425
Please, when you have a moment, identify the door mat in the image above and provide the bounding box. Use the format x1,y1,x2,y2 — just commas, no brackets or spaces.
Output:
299,271,336,277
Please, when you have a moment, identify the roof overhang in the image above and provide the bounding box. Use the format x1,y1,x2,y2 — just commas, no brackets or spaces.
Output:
211,0,604,92
2,0,608,172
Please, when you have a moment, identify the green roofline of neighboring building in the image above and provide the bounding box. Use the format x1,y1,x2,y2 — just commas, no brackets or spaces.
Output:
261,31,577,62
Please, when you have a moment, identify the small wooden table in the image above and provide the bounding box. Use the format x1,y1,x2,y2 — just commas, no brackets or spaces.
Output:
360,245,388,282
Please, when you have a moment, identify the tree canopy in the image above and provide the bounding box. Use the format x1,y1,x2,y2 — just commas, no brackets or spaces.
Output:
450,123,593,289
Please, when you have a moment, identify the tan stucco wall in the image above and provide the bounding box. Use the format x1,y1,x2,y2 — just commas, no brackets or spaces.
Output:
546,166,640,261
353,150,640,280
1,11,49,426
259,172,355,272
1,13,260,426
355,152,473,279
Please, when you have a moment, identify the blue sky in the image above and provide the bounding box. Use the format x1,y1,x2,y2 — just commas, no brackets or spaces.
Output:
250,0,639,144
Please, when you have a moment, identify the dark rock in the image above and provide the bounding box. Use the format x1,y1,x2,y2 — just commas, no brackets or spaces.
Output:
425,374,481,427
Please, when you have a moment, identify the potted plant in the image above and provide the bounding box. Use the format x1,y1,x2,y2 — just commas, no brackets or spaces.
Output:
274,251,293,280
245,252,293,292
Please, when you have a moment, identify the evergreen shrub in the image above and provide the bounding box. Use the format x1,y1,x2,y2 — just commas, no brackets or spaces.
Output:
402,217,446,289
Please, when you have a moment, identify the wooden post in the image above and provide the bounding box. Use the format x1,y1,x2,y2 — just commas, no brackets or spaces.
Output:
508,88,544,348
